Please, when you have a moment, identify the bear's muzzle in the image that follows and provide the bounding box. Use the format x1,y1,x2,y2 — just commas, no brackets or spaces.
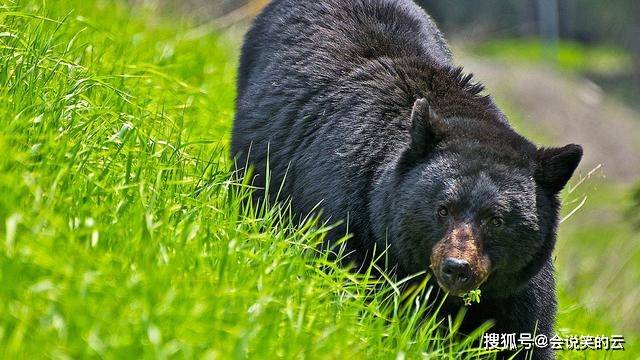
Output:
430,222,491,296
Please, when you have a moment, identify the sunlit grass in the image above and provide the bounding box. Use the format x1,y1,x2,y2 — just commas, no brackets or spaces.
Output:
0,1,496,358
471,38,631,76
1,0,638,358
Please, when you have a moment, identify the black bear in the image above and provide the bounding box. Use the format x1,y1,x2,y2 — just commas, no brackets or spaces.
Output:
232,0,582,359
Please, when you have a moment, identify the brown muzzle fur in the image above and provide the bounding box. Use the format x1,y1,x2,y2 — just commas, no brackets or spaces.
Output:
430,222,491,295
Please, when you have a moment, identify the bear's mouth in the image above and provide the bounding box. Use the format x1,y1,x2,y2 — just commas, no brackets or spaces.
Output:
429,261,489,297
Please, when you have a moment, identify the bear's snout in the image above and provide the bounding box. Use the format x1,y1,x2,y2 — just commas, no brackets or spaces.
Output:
440,257,473,289
430,222,491,296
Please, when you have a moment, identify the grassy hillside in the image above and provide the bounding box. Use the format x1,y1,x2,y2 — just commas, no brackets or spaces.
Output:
0,0,636,358
0,1,493,358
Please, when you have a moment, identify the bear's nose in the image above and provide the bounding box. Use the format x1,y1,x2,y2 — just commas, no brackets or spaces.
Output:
440,257,472,289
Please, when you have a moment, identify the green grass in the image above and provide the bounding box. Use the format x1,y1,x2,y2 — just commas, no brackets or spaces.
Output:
0,1,637,359
554,181,640,357
0,1,498,358
470,38,631,76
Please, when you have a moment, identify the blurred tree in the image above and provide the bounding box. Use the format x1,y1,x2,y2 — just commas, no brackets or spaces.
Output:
416,0,640,93
558,0,576,39
205,0,640,92
537,0,558,42
631,0,640,90
418,0,523,39
537,0,559,60
517,0,538,37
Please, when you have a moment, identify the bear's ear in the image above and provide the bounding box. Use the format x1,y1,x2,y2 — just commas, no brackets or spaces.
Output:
401,98,447,167
535,144,583,194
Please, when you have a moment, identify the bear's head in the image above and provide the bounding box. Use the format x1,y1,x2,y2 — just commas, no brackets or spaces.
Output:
380,98,582,298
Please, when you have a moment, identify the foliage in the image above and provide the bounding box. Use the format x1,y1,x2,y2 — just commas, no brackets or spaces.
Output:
1,0,639,358
471,39,631,76
0,1,496,358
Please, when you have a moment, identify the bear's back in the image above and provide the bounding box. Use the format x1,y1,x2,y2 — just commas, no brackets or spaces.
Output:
231,0,454,257
232,0,452,173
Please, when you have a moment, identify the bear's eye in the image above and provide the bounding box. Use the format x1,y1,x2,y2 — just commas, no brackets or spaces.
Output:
437,206,449,218
489,216,504,228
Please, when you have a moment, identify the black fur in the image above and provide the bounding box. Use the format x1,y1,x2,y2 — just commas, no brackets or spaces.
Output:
232,1,582,359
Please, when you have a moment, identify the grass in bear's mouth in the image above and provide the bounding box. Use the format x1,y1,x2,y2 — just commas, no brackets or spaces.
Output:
462,289,482,306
